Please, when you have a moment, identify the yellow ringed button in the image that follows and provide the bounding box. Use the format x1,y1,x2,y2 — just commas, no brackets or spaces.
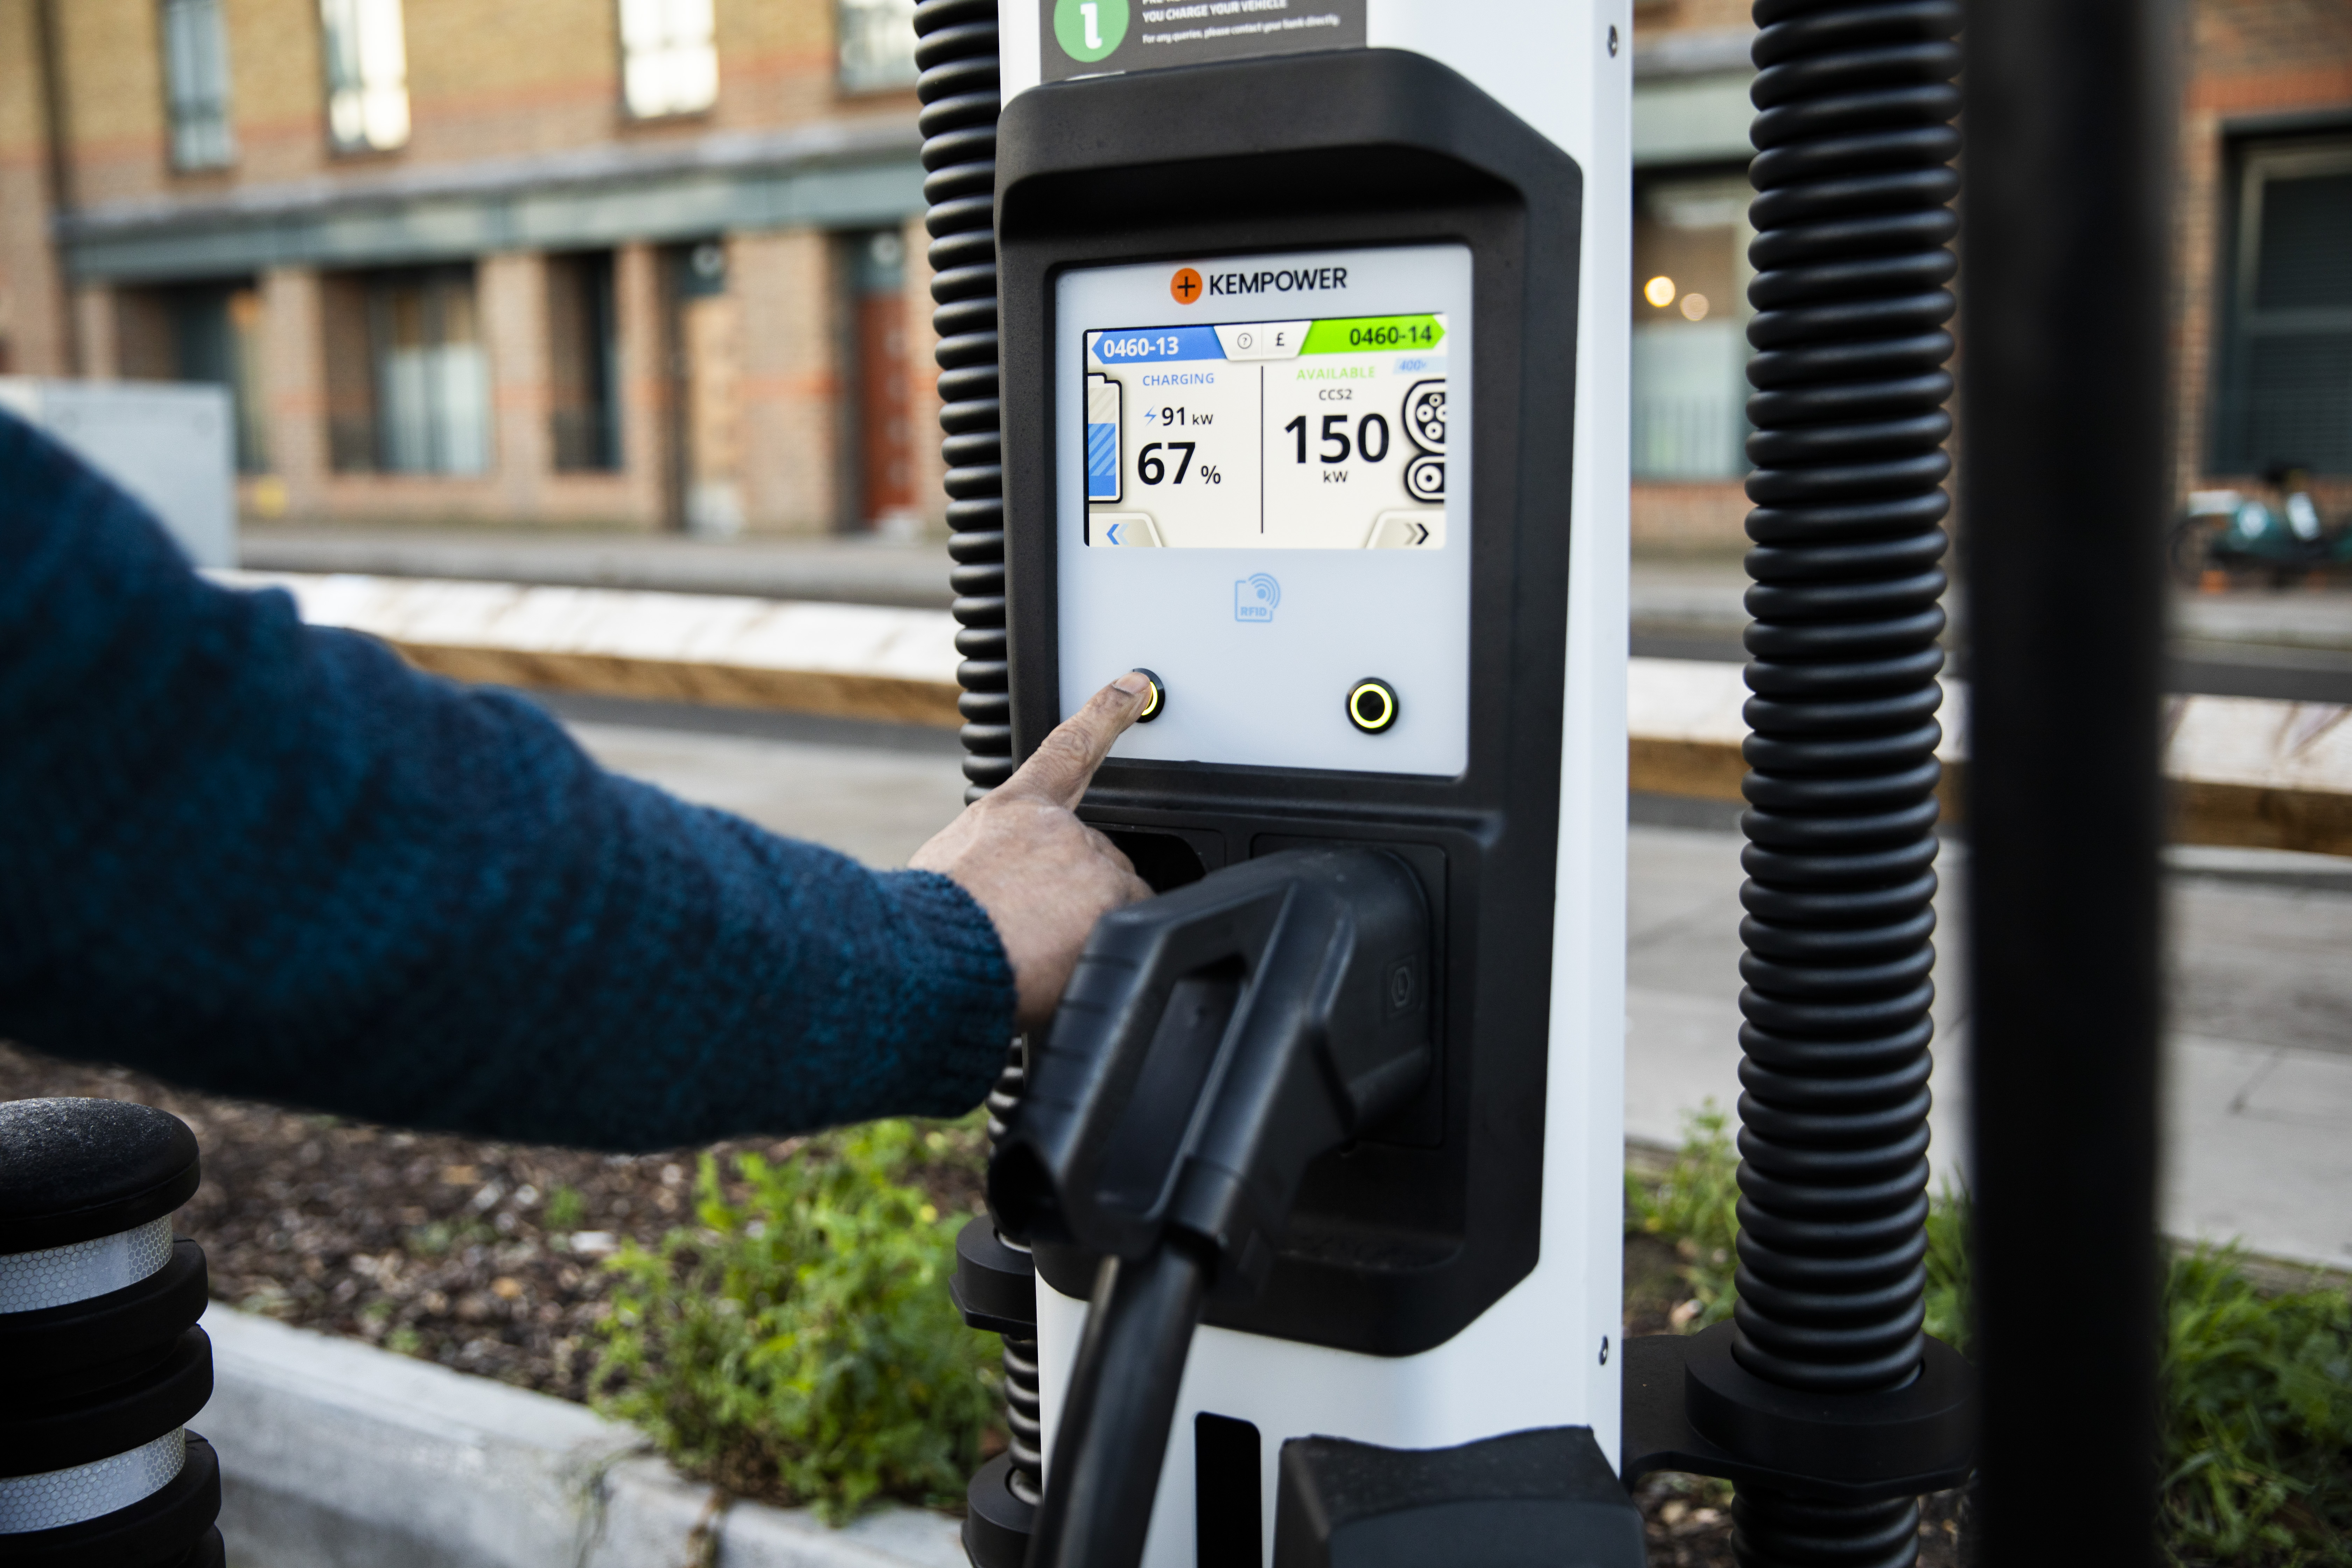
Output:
1346,679,1399,734
1132,668,1166,723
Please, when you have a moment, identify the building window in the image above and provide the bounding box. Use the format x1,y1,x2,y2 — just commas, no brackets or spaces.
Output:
670,240,743,534
376,269,488,473
1631,172,1754,482
325,268,489,475
111,282,271,473
548,252,622,472
2213,139,2352,477
620,0,718,119
160,0,236,170
320,0,410,154
838,0,918,94
177,286,271,473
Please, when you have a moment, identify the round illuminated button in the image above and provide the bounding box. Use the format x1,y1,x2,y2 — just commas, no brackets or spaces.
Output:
1132,668,1166,723
1346,679,1399,734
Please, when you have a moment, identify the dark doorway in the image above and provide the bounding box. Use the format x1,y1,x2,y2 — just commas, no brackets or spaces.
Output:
849,228,918,533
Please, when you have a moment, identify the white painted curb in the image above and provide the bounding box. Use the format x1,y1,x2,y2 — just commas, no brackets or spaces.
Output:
200,1306,967,1568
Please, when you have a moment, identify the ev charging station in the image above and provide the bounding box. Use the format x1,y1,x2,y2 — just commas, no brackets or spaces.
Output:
0,0,2164,1560
942,5,1640,1566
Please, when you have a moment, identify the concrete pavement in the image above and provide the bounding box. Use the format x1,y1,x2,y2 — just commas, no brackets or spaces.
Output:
568,718,967,870
1625,823,2352,1273
555,700,2352,1275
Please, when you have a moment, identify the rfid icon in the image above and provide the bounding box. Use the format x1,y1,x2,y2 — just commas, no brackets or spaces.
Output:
1235,573,1281,622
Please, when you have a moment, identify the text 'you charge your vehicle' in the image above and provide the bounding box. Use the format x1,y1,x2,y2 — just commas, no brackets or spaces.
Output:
1084,299,1448,551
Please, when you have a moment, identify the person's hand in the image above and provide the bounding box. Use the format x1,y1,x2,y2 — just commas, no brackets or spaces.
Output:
912,673,1157,1029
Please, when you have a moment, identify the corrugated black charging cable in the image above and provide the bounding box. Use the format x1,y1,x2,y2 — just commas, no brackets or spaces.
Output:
912,6,1042,1558
1731,0,1963,1561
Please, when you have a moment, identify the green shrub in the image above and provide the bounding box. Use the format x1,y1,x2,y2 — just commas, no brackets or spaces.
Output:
545,1184,587,1231
1922,1179,1972,1357
591,1121,1001,1522
1625,1110,2352,1564
2163,1249,2352,1566
1626,1105,1742,1328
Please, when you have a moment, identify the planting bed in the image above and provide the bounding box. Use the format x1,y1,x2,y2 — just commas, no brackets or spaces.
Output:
1,1042,1969,1563
0,1043,987,1402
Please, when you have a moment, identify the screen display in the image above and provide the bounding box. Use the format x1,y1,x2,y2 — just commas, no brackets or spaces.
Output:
1082,314,1448,551
1054,244,1471,777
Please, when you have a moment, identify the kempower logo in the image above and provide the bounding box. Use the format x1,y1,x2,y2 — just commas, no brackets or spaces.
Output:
1170,266,1203,305
1207,264,1350,298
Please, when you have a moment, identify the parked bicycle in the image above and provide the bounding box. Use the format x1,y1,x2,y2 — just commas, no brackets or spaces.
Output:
2170,464,2352,587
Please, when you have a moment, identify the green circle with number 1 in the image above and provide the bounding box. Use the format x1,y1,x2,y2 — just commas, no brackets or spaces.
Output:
1054,0,1128,62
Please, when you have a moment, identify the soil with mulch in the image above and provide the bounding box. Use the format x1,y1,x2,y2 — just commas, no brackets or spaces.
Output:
3,1042,1970,1562
0,1043,989,1404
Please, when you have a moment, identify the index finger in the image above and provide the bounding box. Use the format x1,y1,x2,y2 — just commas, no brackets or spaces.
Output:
1004,672,1153,809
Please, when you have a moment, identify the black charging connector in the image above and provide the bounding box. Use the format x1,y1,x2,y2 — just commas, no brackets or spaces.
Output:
992,847,1432,1290
992,847,1433,1568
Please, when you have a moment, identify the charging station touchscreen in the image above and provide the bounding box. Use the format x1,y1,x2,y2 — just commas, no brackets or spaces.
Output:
1083,316,1448,551
1056,244,1472,776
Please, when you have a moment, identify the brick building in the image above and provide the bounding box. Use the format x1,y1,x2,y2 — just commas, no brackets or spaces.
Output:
0,0,938,535
1625,0,2352,550
2,1,2346,543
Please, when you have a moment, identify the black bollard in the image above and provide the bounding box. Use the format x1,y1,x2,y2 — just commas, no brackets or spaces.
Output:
1,1097,223,1567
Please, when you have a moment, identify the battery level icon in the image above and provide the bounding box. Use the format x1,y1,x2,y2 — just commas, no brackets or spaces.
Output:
1087,373,1122,503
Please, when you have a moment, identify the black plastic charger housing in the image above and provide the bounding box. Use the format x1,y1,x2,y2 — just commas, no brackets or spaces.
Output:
996,47,1585,1356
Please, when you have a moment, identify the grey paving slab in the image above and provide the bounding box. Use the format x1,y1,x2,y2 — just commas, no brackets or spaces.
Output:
1619,821,2351,1268
572,719,2351,1269
536,689,964,756
1625,822,1748,999
2168,876,2352,1057
1624,825,1974,1190
2166,1036,2352,1270
565,721,967,870
1625,826,1973,1024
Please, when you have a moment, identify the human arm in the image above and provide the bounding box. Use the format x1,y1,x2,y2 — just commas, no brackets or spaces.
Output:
0,412,1140,1149
912,673,1156,1029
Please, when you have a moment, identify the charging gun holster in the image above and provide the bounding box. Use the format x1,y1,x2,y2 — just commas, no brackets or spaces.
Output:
990,847,1433,1296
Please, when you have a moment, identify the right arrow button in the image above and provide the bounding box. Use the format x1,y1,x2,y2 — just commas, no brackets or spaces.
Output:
1365,511,1444,549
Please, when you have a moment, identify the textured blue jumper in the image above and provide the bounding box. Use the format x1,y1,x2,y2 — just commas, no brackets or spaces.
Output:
0,411,1015,1150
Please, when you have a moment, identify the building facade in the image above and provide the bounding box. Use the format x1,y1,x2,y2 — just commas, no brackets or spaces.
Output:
0,0,937,535
1626,0,2352,550
2,0,2346,542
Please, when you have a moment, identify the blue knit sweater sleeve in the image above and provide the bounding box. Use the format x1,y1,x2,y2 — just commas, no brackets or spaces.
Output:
0,411,1016,1150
